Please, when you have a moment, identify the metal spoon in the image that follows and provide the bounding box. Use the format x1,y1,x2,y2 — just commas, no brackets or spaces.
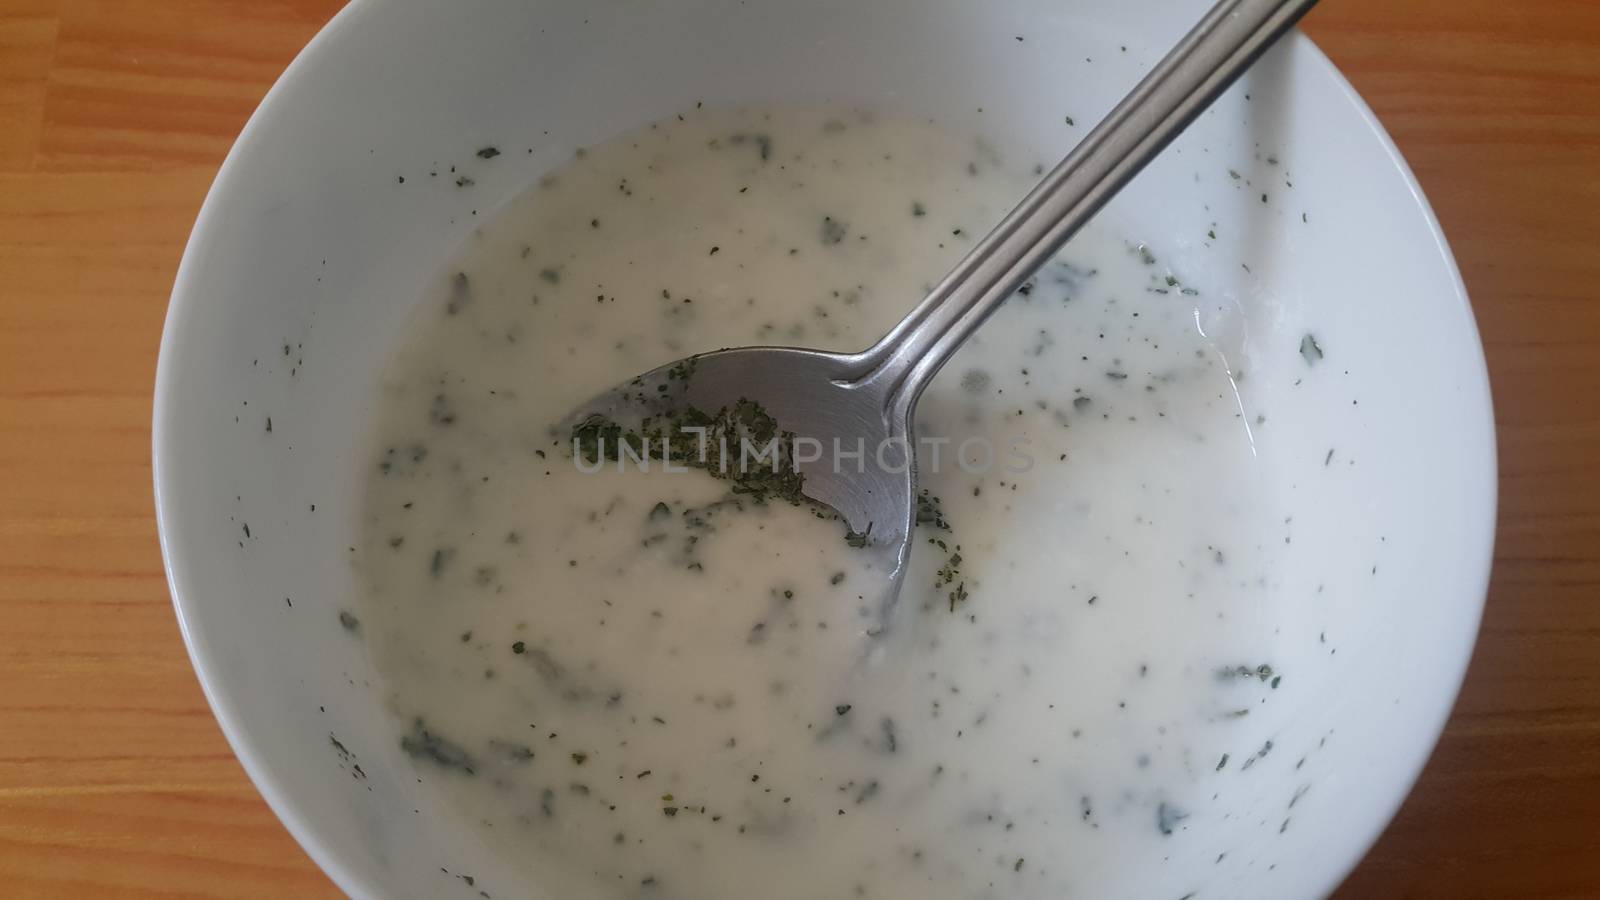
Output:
561,0,1320,609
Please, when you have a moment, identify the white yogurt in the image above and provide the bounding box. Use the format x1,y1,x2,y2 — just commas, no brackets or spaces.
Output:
358,107,1289,899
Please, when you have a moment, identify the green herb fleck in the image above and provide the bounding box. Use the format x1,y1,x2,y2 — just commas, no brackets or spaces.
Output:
845,524,873,549
399,719,476,774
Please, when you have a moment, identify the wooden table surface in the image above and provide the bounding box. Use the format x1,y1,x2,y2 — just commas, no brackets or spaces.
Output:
2,1,1598,897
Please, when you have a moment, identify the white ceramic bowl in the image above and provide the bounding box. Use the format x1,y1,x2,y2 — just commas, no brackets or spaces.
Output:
153,0,1496,897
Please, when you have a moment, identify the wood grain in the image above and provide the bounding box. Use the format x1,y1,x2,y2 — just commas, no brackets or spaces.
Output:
0,1,1596,897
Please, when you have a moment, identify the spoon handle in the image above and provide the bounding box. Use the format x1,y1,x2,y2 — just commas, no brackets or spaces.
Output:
859,0,1319,414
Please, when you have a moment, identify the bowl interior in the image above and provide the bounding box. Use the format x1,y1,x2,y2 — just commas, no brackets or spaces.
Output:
155,0,1494,897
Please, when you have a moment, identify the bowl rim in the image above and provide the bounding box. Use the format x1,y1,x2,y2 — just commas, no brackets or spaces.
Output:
152,2,385,895
151,8,1497,898
1278,36,1497,900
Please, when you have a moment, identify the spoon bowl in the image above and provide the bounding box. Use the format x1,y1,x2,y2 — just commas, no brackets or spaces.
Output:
557,345,916,602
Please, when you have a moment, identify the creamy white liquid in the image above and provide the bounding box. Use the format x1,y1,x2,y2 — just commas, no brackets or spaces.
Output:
359,107,1286,899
